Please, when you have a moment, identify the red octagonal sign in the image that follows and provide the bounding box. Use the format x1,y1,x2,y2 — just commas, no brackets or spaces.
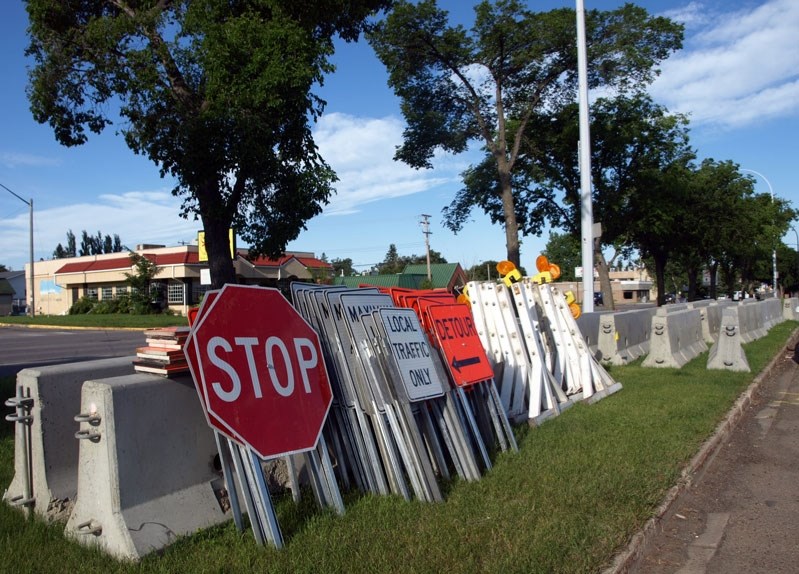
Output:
184,285,332,459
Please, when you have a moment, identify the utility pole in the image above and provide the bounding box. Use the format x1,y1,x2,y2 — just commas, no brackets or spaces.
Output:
576,0,595,313
420,214,432,283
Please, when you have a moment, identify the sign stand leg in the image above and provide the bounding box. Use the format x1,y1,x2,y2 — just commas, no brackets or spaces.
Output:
228,441,266,545
214,432,243,532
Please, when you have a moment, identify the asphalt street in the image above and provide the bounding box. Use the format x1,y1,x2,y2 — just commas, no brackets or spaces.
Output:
626,340,799,574
0,326,143,377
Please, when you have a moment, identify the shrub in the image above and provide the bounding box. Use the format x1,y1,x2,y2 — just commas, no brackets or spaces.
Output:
68,297,95,315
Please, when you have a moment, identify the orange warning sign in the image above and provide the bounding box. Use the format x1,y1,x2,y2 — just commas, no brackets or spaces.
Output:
426,304,494,387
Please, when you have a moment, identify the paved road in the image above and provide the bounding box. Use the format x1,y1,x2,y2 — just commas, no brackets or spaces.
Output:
627,346,799,574
0,326,144,377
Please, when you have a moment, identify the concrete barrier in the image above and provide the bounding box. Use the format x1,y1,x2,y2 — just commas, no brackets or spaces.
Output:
575,312,602,356
642,308,707,368
761,298,784,330
695,301,734,344
728,299,785,344
3,357,136,520
707,307,750,372
595,308,655,365
783,297,799,321
64,373,228,561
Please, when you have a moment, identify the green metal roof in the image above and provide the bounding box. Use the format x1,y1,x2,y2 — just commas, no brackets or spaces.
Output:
0,278,14,296
332,274,427,289
401,263,464,289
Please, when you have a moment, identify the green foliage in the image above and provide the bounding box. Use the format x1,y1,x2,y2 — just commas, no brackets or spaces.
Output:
543,232,580,282
331,257,355,277
68,294,137,315
377,244,448,275
124,252,163,313
466,260,502,281
68,297,95,315
0,314,185,328
370,0,682,265
25,0,391,287
55,229,119,259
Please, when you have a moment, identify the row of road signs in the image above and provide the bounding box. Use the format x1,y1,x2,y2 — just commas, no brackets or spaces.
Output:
289,284,517,504
183,279,621,548
184,283,519,547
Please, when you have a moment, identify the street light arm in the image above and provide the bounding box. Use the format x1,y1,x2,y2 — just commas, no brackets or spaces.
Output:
2,182,34,316
741,168,777,292
0,182,31,207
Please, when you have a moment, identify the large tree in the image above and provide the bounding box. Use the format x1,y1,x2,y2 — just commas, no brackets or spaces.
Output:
26,0,391,287
369,0,682,267
449,93,692,307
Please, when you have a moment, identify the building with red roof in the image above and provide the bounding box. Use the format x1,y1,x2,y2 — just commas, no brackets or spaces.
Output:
29,244,332,316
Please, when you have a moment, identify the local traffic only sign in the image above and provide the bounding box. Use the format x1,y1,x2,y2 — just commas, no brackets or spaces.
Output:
377,308,445,402
184,284,333,460
426,303,494,386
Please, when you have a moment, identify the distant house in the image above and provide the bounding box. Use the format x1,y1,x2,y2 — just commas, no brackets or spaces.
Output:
333,263,468,294
0,270,26,314
0,277,13,315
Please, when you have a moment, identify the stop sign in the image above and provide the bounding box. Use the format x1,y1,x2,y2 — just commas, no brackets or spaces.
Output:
184,284,332,459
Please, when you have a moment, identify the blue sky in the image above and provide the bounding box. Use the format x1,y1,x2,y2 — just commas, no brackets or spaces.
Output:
1,0,798,274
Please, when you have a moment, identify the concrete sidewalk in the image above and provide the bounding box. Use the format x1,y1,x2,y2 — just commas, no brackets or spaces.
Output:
612,331,799,574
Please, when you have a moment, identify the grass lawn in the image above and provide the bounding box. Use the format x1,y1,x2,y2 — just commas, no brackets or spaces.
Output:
1,321,795,573
0,314,188,329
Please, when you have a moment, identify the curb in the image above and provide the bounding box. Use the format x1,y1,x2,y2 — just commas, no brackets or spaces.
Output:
602,326,799,574
0,323,150,331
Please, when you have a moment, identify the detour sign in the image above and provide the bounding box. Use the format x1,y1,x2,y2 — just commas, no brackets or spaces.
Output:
426,303,494,387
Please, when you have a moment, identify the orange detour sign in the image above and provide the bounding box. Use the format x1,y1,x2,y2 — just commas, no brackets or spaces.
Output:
426,303,494,387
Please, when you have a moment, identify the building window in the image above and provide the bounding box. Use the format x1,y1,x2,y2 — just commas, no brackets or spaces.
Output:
102,286,113,300
86,287,98,300
116,285,128,297
193,284,210,303
168,282,185,304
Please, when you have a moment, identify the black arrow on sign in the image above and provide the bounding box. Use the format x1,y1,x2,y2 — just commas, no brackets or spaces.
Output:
451,355,480,372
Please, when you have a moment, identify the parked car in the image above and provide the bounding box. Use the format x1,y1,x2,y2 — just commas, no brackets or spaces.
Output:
664,293,676,304
593,292,604,306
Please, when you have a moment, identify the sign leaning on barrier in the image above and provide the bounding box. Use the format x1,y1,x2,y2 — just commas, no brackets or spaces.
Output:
184,285,342,548
187,285,332,459
377,308,445,403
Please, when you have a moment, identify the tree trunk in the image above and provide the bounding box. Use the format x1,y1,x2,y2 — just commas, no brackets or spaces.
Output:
654,252,667,306
709,261,718,299
498,171,521,268
203,216,237,288
686,266,698,301
595,247,615,311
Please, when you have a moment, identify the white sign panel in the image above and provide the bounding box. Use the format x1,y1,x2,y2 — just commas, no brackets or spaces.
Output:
378,308,445,402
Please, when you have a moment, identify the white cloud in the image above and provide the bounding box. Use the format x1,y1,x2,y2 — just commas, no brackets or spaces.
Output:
0,152,61,169
1,190,199,269
314,112,464,215
659,2,709,28
651,0,799,129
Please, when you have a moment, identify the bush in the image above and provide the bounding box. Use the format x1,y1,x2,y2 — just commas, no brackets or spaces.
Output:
68,297,95,315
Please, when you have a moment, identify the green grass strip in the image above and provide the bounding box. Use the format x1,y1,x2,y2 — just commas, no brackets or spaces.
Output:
1,321,795,573
0,314,187,329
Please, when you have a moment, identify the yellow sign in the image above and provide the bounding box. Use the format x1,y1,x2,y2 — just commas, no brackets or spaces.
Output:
197,229,236,262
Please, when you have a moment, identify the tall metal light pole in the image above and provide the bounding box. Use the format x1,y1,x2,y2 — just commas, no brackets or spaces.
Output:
576,0,595,312
741,169,777,292
1,183,34,317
